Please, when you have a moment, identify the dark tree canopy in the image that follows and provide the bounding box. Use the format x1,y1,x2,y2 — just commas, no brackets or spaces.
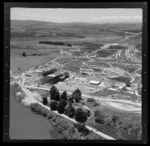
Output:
57,100,67,114
42,97,48,105
75,107,88,123
65,103,75,118
61,90,68,100
68,96,74,103
50,100,58,111
50,86,60,101
72,88,82,103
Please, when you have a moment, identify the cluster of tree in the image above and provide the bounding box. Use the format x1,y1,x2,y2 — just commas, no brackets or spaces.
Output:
75,107,88,123
49,86,88,123
39,41,72,47
42,68,57,77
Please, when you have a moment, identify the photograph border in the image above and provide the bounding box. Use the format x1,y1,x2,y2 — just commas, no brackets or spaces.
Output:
3,2,148,144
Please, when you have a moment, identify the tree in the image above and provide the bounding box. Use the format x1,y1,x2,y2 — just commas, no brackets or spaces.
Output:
50,86,60,101
65,102,75,118
72,88,82,103
42,97,48,105
68,96,74,103
61,90,68,100
50,100,58,111
57,100,67,114
22,52,26,57
75,107,88,123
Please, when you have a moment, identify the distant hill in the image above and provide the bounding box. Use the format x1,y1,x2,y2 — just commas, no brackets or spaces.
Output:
11,20,142,31
11,20,142,39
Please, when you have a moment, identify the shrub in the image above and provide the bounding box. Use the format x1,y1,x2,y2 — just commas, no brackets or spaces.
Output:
94,110,105,125
75,107,88,123
75,123,90,136
57,100,67,114
87,98,95,102
50,86,60,101
50,100,58,111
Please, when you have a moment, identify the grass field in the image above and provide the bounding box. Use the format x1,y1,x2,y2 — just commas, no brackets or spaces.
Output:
85,100,141,140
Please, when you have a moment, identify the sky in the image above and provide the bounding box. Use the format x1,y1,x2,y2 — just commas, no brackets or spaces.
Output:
11,8,142,23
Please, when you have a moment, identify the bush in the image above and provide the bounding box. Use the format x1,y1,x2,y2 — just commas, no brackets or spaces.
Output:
30,103,49,116
75,107,88,123
50,100,58,111
94,110,105,125
50,86,60,101
57,100,67,114
72,88,82,103
87,98,95,102
75,123,90,136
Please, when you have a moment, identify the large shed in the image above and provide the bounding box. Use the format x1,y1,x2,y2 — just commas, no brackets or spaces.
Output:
89,80,100,85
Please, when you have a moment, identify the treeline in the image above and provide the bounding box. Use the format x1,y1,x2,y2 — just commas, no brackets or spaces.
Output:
39,41,72,47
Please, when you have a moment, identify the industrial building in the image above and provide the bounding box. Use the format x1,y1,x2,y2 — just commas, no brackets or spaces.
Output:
89,80,100,85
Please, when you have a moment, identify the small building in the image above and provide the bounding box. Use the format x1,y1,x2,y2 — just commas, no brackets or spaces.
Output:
89,80,100,85
47,74,57,77
126,87,133,91
108,88,118,91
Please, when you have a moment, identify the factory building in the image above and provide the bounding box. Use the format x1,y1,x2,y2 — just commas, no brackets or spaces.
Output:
89,80,101,85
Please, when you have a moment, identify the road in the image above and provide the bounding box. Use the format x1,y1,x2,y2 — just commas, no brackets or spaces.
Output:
24,84,141,107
